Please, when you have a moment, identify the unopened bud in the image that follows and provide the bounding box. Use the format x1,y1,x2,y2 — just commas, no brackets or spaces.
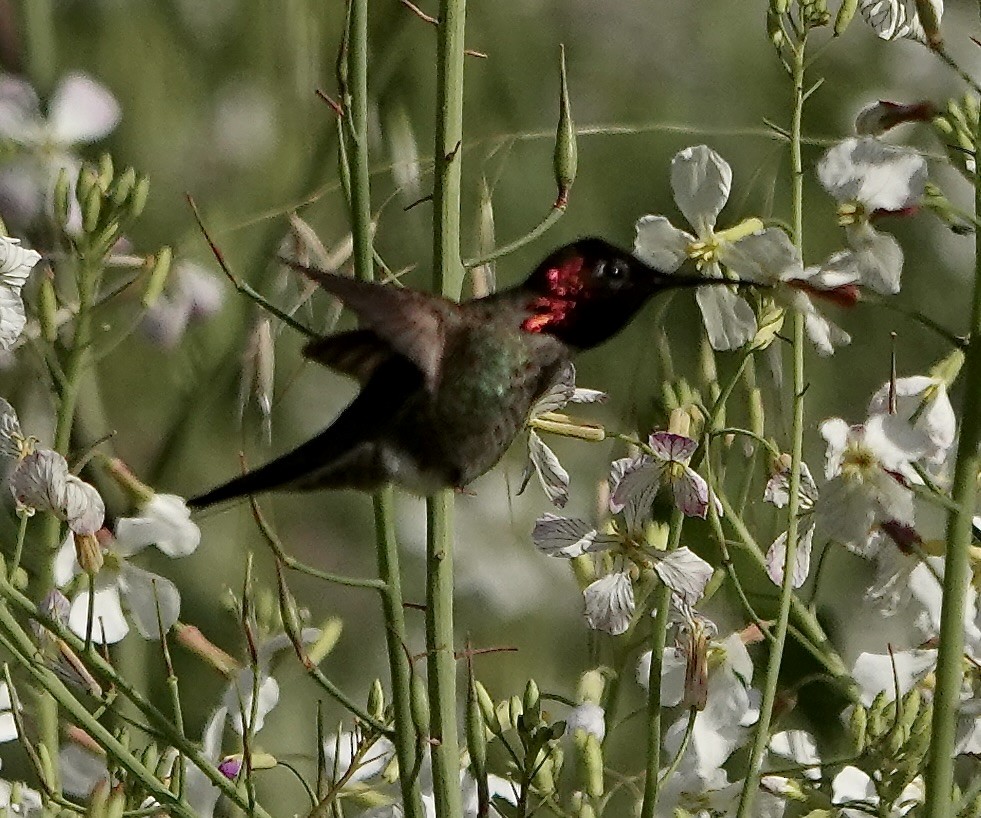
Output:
142,246,173,308
104,458,154,505
173,623,239,676
87,780,110,818
82,184,102,235
466,677,488,771
576,669,606,707
74,532,104,575
367,679,385,722
575,732,604,798
474,680,498,732
553,44,577,208
410,673,429,737
53,168,71,228
914,0,941,47
39,272,58,343
834,0,859,34
523,679,541,721
767,8,785,49
667,407,691,438
97,154,113,190
111,167,136,208
129,175,150,219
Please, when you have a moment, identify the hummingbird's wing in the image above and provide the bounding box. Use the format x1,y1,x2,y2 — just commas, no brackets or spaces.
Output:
285,261,458,390
303,329,392,384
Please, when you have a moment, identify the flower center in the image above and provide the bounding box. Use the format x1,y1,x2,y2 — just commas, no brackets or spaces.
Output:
837,200,868,227
665,460,687,484
686,238,718,269
840,442,877,481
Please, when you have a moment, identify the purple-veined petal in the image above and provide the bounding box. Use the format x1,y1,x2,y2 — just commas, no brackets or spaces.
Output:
68,583,129,644
859,0,941,42
583,572,635,636
0,397,21,458
648,432,697,463
764,523,814,589
609,457,664,514
670,145,732,236
633,215,690,273
763,461,818,509
62,476,105,535
569,386,607,405
118,564,181,640
9,449,68,513
532,513,616,558
0,285,27,352
530,363,576,417
653,547,713,604
671,466,711,519
694,285,757,351
528,431,570,508
49,73,121,145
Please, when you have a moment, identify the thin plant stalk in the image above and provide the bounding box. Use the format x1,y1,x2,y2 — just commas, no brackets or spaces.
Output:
922,103,981,818
736,32,807,818
344,0,425,814
426,0,468,814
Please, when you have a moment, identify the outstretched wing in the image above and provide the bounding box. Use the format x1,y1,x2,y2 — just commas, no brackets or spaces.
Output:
303,329,393,384
285,260,457,389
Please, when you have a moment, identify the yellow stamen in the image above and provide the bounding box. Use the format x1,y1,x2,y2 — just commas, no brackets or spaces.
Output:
837,201,867,227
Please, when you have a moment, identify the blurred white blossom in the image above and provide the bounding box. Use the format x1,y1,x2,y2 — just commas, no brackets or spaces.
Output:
0,235,42,351
140,260,225,348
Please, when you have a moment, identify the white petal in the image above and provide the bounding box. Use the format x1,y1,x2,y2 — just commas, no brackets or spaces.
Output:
62,476,105,535
770,729,821,779
116,494,201,558
648,432,697,463
0,396,22,458
825,224,904,295
9,449,69,513
764,523,814,589
832,765,876,805
609,457,664,515
118,564,181,639
633,215,689,272
59,744,109,797
322,731,395,784
819,417,852,479
224,673,280,735
695,286,756,351
583,572,635,636
569,386,607,405
0,236,41,279
531,514,616,558
851,649,936,707
818,137,926,210
801,297,851,356
69,584,129,644
670,145,732,235
528,431,570,508
763,461,818,509
0,76,42,143
530,364,575,417
653,547,714,604
53,532,80,587
721,228,802,284
813,478,878,552
49,73,121,144
635,647,686,707
863,413,929,473
671,466,711,519
868,377,955,463
0,284,27,351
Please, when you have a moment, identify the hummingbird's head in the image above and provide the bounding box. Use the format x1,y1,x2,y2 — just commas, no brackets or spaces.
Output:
521,237,705,350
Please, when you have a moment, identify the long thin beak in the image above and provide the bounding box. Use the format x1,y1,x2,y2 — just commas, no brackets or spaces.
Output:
663,273,768,289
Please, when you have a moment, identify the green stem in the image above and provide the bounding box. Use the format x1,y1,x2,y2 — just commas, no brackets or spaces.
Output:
426,0,467,814
16,0,56,94
463,206,565,268
922,94,981,818
373,489,424,817
736,36,807,818
639,509,683,818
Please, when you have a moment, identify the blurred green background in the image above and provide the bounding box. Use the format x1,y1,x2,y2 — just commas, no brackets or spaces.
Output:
0,0,977,809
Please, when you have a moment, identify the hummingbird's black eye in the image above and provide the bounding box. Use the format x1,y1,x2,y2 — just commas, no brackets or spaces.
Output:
597,259,628,282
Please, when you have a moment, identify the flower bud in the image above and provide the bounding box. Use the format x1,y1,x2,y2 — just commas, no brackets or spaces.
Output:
38,272,58,344
74,532,104,575
367,679,385,722
410,673,429,737
87,779,111,818
574,731,604,798
76,167,97,210
82,184,102,235
466,677,488,771
97,154,114,191
553,45,577,208
834,0,859,34
142,246,173,308
111,167,136,208
576,669,606,707
173,623,239,676
474,680,498,732
767,8,785,49
523,679,541,720
129,175,150,219
53,167,71,228
855,100,936,135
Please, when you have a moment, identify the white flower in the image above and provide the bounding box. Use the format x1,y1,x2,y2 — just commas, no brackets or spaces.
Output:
583,571,634,635
763,461,818,588
0,779,43,816
0,683,17,743
54,529,183,644
0,235,41,351
858,0,942,43
0,73,120,230
867,376,956,466
140,260,225,348
610,431,717,519
522,362,606,507
768,730,821,781
115,493,201,557
813,414,927,552
59,743,109,797
634,145,759,350
182,706,227,818
323,732,396,784
8,448,105,534
817,137,926,295
832,766,923,817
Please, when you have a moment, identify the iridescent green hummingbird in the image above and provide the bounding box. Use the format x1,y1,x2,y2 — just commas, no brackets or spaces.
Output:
188,238,736,508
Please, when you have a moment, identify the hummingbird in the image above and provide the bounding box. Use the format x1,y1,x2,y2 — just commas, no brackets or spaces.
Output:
188,237,741,509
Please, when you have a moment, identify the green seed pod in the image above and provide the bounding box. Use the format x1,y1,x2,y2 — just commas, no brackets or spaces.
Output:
848,704,867,753
142,246,172,308
307,618,343,665
947,99,968,129
367,679,385,722
129,175,150,219
834,0,859,34
749,387,765,438
410,673,429,737
53,167,71,228
111,167,136,208
82,184,102,234
39,273,58,343
553,44,577,208
36,744,56,794
97,154,114,190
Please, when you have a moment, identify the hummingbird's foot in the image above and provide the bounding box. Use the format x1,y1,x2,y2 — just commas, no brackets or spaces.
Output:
454,485,477,496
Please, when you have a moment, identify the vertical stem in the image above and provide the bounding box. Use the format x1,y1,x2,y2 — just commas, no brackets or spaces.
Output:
922,102,981,818
374,490,424,818
736,33,807,818
426,491,462,818
343,3,425,816
15,0,56,94
427,0,467,815
639,509,683,818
